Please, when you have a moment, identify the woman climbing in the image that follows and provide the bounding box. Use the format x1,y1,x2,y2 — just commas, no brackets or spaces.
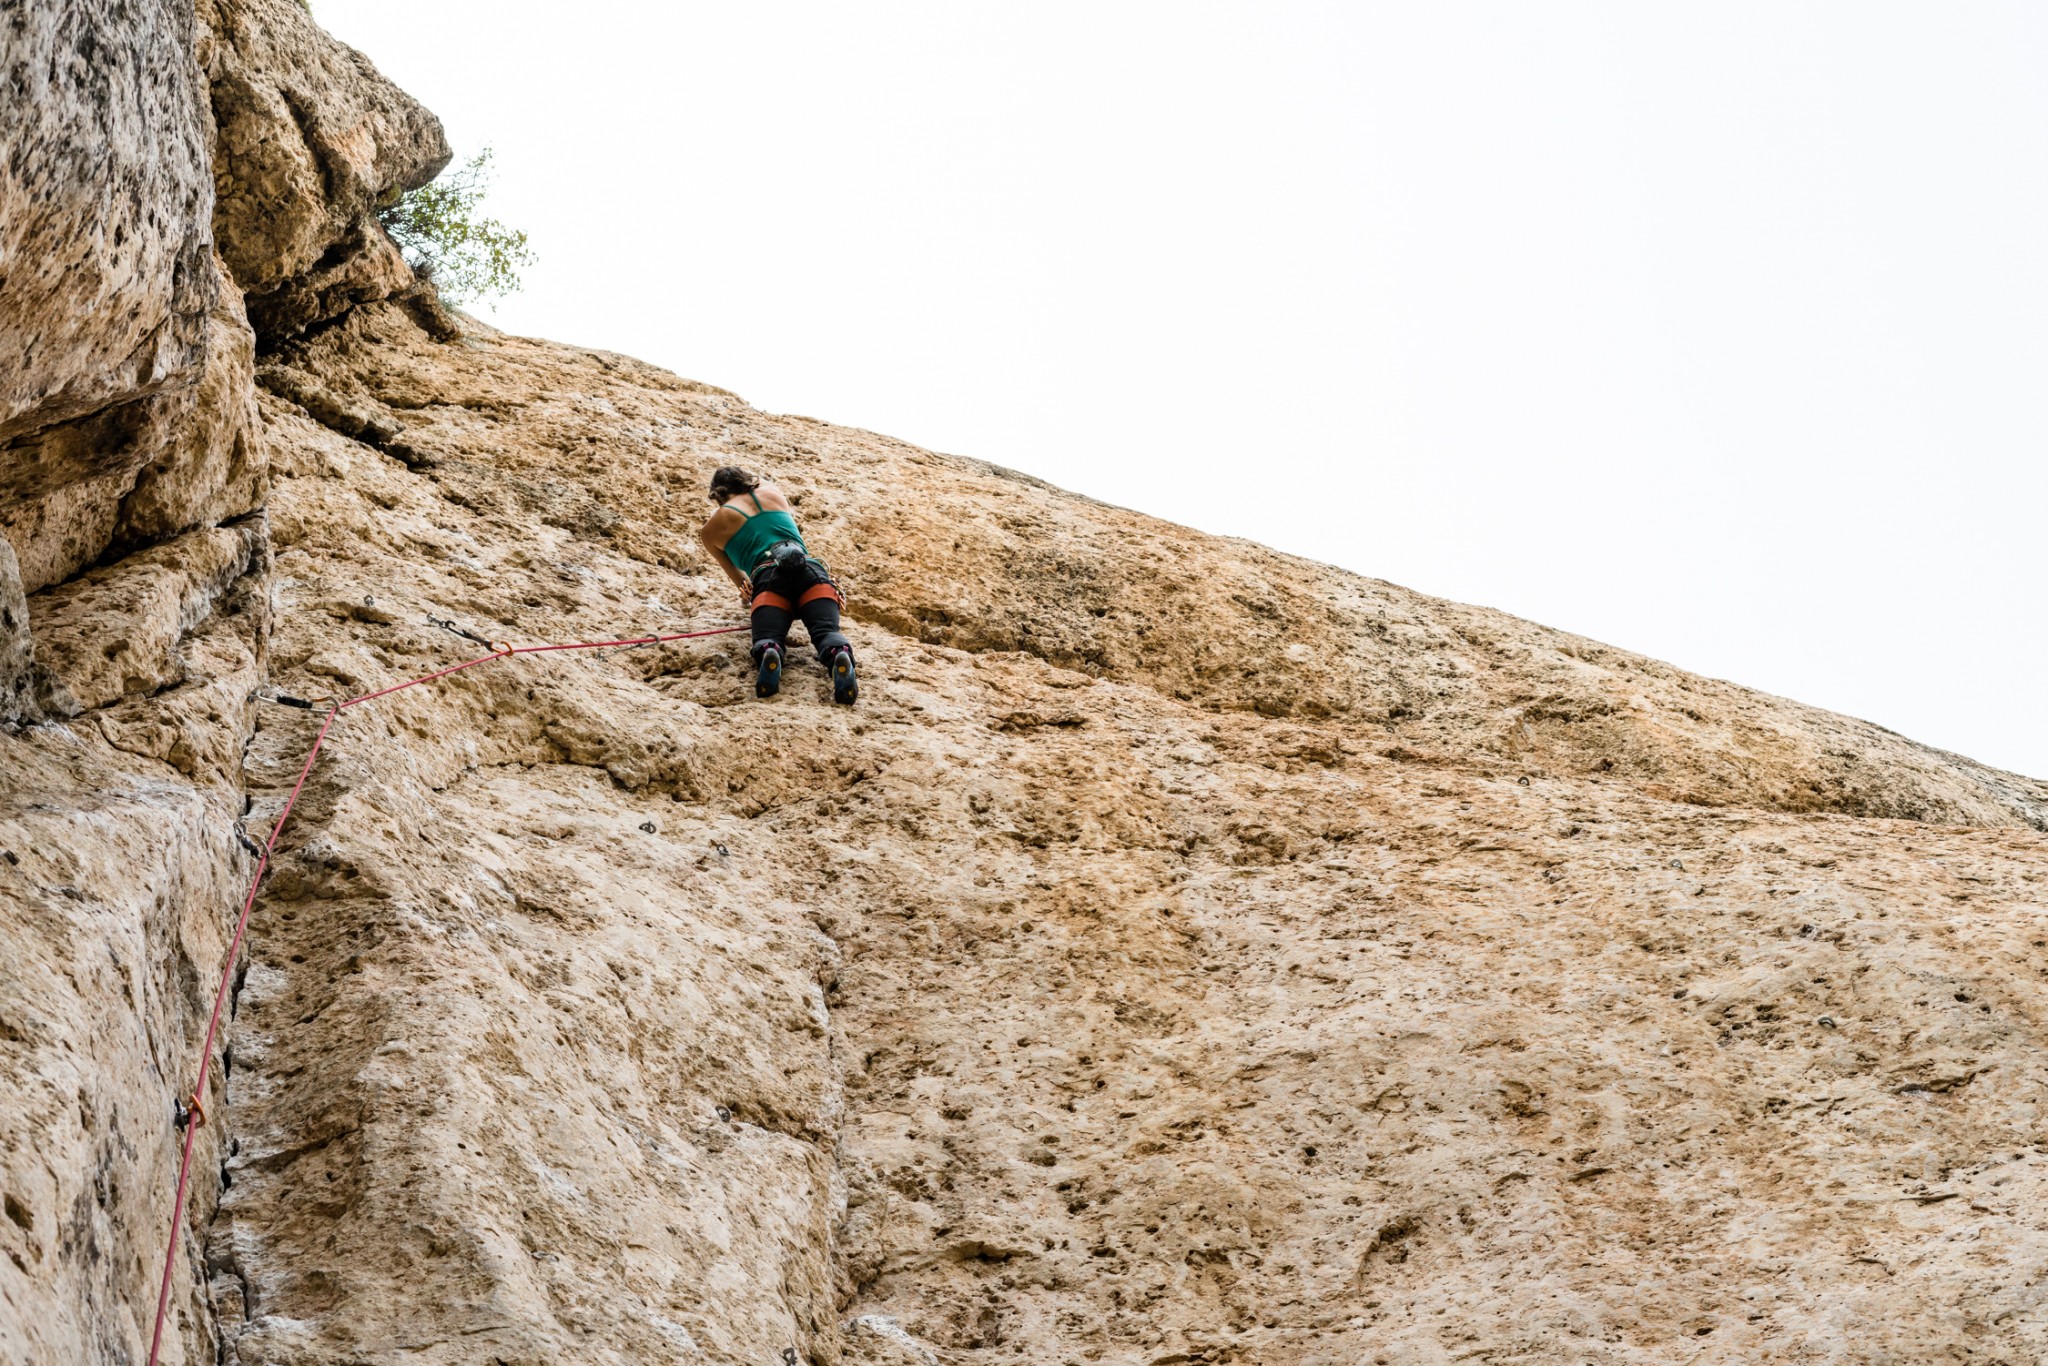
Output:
698,465,858,703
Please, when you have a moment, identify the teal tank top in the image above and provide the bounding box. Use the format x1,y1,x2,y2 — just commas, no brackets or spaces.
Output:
721,491,806,575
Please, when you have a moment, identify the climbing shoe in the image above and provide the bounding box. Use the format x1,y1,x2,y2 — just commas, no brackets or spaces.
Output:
753,641,783,698
829,647,859,705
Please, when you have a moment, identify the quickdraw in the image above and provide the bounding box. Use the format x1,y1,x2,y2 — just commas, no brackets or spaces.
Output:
251,687,318,710
428,615,499,649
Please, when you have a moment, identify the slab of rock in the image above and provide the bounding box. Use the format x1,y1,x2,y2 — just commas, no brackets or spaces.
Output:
0,535,33,722
0,610,263,1364
0,0,215,444
198,0,448,339
4,5,2048,1364
0,0,247,596
32,518,268,715
188,301,2048,1366
114,255,269,551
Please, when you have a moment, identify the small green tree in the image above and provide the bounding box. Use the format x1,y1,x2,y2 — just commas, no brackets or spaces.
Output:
377,148,535,306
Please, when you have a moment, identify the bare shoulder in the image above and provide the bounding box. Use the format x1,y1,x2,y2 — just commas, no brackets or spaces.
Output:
752,480,793,511
700,505,743,541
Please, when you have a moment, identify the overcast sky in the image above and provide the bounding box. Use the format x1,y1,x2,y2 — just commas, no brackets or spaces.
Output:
321,1,2048,779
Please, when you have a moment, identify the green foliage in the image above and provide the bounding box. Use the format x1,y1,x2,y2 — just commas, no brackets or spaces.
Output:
377,148,535,306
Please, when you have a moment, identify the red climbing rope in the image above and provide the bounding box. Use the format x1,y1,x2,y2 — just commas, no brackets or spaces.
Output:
144,621,747,1365
144,700,336,1366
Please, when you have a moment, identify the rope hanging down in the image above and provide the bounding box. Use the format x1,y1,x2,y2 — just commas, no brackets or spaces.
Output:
145,620,747,1366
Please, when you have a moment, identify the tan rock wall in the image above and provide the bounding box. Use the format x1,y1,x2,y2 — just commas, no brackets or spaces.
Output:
4,6,2048,1364
0,538,32,720
1,0,440,625
0,573,265,1363
0,0,227,618
0,0,215,444
271,304,2048,833
198,302,2048,1365
199,0,449,339
0,0,443,1359
114,255,268,551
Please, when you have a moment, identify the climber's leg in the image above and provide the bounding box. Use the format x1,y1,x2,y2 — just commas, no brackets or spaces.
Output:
795,596,850,665
828,643,858,704
796,596,857,704
750,599,793,698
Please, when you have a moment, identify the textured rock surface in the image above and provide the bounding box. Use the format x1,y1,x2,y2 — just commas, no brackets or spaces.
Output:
0,550,267,1363
112,258,268,552
199,0,449,338
0,0,270,1355
0,0,230,601
2,252,266,596
0,0,428,1355
34,519,269,716
1,0,437,605
0,0,215,443
5,5,2048,1363
180,302,2045,1364
0,537,32,720
266,306,2048,833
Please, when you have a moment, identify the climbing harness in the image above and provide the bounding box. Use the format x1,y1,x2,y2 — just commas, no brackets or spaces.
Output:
748,581,844,613
747,544,845,613
144,617,747,1366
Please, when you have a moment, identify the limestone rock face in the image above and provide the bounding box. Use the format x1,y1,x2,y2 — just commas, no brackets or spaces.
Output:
6,5,2048,1365
270,307,2048,834
198,0,449,339
0,537,32,720
2,252,267,598
34,519,269,716
113,258,268,552
183,302,2044,1365
0,0,308,1356
0,0,248,608
0,0,431,642
0,0,215,444
0,548,267,1364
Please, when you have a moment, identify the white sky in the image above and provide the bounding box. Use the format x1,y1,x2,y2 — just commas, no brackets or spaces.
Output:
320,1,2048,780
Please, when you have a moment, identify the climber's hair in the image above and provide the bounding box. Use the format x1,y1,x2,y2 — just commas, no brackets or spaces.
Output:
708,465,760,504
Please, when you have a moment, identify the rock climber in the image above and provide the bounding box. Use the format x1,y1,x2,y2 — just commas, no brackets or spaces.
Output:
698,465,858,703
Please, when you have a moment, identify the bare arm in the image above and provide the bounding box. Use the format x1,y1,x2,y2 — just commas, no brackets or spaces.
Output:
698,510,753,604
